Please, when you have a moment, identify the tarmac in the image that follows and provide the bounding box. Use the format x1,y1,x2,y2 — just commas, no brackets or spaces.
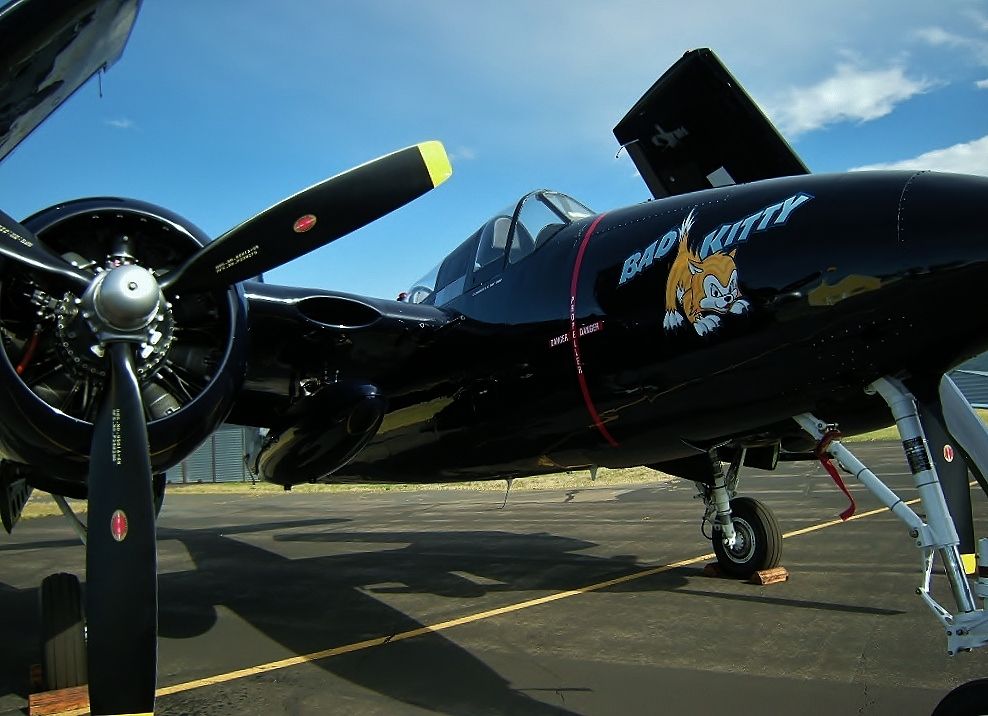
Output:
1,441,987,715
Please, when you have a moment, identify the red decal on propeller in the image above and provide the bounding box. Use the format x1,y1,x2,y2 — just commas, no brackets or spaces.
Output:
293,214,317,233
570,214,618,447
110,509,129,542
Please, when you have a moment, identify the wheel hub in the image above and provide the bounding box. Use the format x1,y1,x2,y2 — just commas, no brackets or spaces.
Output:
725,517,756,563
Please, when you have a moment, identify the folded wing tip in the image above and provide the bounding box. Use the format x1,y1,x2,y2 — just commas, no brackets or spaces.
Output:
417,140,453,188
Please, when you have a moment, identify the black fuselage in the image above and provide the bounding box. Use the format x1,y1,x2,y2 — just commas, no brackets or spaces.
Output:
237,170,988,484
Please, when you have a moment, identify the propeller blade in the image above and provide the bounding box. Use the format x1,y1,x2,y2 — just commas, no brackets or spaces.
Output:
162,141,452,293
0,209,90,289
85,342,157,715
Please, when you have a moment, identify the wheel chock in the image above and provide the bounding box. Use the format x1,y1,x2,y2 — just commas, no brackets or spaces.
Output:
702,562,789,585
749,567,789,585
27,682,89,716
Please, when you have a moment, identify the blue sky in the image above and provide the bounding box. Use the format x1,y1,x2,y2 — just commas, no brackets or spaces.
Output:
1,0,987,299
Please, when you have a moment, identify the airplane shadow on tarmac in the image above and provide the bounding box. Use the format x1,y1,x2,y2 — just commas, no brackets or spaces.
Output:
2,511,904,716
154,521,625,715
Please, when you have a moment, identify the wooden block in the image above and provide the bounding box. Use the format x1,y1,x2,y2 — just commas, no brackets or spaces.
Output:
749,566,789,585
28,685,89,716
702,562,722,577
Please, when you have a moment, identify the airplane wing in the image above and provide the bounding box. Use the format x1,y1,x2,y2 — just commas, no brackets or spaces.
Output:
0,0,140,162
613,48,809,199
231,281,457,425
227,281,463,486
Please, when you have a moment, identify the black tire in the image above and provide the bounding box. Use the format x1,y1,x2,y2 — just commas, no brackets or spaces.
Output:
712,497,782,578
931,678,988,716
39,572,87,691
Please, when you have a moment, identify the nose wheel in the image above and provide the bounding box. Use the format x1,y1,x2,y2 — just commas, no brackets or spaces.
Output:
711,497,782,578
697,449,784,579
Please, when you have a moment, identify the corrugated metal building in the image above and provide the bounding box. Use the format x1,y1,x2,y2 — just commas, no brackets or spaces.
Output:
164,424,258,484
950,351,988,408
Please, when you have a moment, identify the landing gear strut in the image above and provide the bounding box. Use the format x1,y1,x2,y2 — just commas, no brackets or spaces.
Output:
795,376,988,655
698,449,783,578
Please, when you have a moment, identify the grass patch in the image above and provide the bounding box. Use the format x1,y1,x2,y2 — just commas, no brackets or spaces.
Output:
18,466,671,521
845,408,988,442
20,496,86,521
844,425,899,442
163,465,669,494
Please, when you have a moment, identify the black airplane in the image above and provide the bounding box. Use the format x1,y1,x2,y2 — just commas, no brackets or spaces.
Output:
3,1,988,714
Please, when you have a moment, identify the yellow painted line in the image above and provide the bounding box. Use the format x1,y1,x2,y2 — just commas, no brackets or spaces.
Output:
55,709,151,716
50,494,935,714
154,550,717,700
55,551,717,716
782,498,920,539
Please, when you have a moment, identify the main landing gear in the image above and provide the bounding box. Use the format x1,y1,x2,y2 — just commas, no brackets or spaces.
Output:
35,495,90,694
795,376,988,716
33,476,166,695
39,572,86,692
697,448,783,578
931,678,988,716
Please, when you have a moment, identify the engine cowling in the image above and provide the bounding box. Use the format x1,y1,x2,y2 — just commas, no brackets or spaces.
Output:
0,198,248,492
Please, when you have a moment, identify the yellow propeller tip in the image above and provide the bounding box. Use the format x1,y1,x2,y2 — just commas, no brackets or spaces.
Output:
417,141,453,188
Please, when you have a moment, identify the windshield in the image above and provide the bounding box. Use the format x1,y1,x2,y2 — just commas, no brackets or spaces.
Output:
511,191,591,262
402,191,594,304
402,264,438,304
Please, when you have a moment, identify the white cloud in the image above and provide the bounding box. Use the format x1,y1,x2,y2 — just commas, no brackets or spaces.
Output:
917,26,962,47
916,25,988,64
764,64,931,136
448,147,477,162
391,0,950,152
977,79,988,89
850,135,988,176
104,117,136,130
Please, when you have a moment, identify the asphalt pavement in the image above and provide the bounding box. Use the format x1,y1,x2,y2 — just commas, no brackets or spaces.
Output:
1,441,987,715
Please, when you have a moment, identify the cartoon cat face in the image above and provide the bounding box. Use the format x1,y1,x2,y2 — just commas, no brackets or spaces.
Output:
688,251,743,314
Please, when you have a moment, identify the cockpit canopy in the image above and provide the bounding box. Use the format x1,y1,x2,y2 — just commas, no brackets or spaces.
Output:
404,190,593,306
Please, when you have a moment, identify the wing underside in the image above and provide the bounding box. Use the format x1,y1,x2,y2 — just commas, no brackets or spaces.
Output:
0,0,140,162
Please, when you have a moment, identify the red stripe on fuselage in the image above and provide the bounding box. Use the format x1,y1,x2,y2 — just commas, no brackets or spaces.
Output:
569,214,619,447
